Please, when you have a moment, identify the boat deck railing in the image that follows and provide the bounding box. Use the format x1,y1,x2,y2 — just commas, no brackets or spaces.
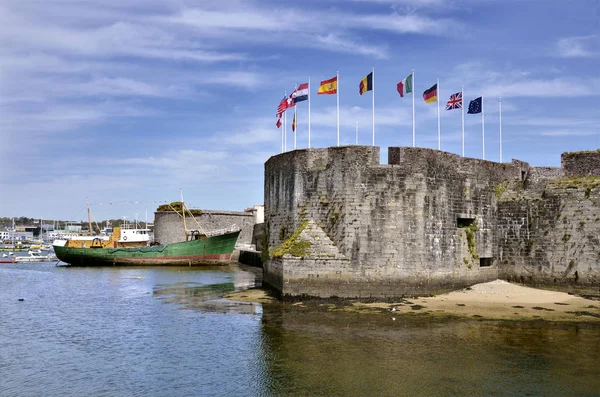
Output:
188,225,240,237
120,223,150,231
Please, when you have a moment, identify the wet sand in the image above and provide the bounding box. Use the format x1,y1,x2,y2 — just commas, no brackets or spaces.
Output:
226,280,600,322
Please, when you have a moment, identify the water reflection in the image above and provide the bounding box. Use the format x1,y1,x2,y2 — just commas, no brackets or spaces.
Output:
258,308,600,396
153,265,263,314
1,263,599,397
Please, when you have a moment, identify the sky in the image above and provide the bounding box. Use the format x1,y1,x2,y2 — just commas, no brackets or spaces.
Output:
1,0,599,221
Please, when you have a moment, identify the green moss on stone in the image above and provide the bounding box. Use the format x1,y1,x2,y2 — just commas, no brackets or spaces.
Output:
156,202,203,216
463,222,479,260
271,220,312,258
549,176,600,190
494,182,509,199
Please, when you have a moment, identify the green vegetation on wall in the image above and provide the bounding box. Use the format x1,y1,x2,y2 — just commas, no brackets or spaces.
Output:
549,176,600,190
156,202,203,216
459,219,479,268
271,220,312,259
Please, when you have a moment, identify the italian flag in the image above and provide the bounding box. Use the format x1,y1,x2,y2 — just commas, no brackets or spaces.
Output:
397,74,413,98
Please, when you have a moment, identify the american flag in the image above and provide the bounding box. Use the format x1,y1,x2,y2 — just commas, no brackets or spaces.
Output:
276,96,288,116
446,91,462,111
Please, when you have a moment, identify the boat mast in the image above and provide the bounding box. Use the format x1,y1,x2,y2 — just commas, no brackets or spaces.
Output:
87,197,93,236
180,188,187,241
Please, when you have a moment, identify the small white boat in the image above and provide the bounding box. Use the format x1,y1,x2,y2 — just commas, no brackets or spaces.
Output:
15,251,57,263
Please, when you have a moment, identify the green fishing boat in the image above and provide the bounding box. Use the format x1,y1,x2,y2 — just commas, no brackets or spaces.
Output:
54,193,241,266
53,230,240,266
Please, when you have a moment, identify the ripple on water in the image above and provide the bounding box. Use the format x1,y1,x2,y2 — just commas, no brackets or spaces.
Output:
1,263,599,397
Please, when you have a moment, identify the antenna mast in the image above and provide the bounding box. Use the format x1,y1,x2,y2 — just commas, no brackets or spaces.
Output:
180,189,187,241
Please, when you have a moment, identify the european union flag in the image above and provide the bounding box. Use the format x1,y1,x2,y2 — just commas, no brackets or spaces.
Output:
467,97,482,114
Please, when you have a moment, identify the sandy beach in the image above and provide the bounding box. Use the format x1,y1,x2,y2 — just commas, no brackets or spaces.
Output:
226,280,600,322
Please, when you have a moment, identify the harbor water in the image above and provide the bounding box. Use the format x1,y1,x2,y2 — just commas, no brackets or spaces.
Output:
1,263,599,397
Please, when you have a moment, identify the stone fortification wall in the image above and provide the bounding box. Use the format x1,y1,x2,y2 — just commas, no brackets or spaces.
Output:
498,183,600,285
524,166,562,192
264,145,600,298
498,154,600,285
562,150,600,177
264,146,526,298
154,210,254,248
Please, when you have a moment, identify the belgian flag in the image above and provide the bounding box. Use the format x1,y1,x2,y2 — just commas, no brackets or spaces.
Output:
359,72,373,95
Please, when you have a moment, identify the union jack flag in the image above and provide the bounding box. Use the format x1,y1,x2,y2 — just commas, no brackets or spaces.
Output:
446,91,462,111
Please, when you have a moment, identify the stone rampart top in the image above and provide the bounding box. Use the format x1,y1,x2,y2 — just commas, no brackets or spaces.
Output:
561,150,600,177
154,209,252,217
388,147,527,182
265,146,380,172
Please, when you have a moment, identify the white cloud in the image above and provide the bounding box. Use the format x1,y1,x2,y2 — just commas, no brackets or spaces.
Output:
311,105,418,128
351,14,454,35
485,78,600,98
505,116,600,128
446,62,600,98
159,2,455,58
117,150,229,175
209,72,266,90
0,8,244,62
539,130,598,137
216,125,276,146
313,34,388,59
556,35,599,58
350,0,445,6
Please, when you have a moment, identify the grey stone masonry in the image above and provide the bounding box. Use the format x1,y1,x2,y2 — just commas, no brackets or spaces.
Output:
263,145,600,298
562,150,600,177
498,176,600,286
154,209,255,248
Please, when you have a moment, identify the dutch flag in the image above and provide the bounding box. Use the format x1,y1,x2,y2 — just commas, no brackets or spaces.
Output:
292,83,309,103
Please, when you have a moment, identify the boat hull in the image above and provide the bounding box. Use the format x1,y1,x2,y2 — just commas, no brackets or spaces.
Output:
53,231,240,266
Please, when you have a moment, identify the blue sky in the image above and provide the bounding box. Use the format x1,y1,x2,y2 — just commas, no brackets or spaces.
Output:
1,0,599,221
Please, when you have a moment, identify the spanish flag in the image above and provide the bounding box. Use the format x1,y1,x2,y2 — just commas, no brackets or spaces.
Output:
318,76,337,95
423,84,438,104
359,72,373,95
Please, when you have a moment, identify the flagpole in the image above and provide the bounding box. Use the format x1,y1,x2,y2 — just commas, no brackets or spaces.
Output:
412,68,415,147
481,93,485,160
372,67,375,146
337,71,340,146
499,96,502,163
461,85,465,157
284,90,287,152
284,110,287,152
356,119,358,145
294,84,297,150
308,76,311,149
437,78,441,150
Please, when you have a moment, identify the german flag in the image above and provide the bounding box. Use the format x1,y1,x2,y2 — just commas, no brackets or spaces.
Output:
359,72,373,95
423,84,438,104
318,76,337,95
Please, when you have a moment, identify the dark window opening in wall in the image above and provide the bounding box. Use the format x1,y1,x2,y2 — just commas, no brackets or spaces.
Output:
457,217,476,228
480,258,493,267
521,171,526,180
